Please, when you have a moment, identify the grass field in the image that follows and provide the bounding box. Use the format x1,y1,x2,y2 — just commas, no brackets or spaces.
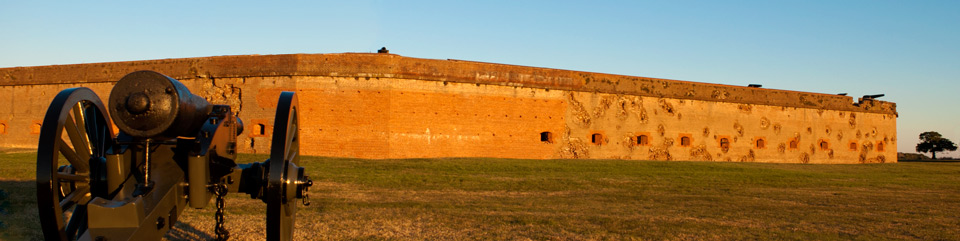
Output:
2,151,960,240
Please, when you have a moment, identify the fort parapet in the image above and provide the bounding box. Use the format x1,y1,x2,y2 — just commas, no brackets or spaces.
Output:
0,53,897,163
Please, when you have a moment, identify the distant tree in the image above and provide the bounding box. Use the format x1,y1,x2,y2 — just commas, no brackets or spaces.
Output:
916,131,957,159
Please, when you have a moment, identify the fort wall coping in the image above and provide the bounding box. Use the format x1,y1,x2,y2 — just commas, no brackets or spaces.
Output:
0,53,896,115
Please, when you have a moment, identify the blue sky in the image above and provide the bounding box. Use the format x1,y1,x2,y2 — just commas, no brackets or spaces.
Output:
2,1,958,157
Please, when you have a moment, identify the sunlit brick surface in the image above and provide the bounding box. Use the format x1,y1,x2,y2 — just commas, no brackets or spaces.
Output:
0,53,897,163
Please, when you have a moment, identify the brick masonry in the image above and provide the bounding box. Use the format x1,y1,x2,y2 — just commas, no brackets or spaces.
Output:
0,53,897,163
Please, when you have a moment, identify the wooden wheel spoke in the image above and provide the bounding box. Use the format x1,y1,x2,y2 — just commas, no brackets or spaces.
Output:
61,200,76,212
285,117,298,160
83,107,101,156
58,172,89,182
285,133,296,156
64,205,87,240
64,114,92,162
59,186,90,209
84,106,109,157
287,149,299,163
72,103,94,153
59,194,76,210
285,131,298,159
58,138,89,171
286,142,298,162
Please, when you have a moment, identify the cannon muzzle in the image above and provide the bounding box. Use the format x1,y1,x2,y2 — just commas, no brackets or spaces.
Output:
109,70,212,139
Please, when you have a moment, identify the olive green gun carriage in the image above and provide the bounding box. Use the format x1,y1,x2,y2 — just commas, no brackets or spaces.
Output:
36,71,313,241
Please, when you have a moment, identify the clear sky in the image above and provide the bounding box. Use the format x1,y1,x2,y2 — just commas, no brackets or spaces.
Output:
2,1,958,157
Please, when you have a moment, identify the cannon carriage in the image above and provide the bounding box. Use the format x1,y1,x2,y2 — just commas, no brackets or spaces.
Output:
36,70,312,241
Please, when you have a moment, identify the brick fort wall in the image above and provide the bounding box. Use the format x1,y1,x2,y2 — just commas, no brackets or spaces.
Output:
0,53,897,163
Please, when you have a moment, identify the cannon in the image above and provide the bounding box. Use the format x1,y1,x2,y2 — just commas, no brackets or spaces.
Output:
36,70,312,241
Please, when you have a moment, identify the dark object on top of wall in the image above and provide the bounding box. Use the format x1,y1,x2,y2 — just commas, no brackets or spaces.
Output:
863,94,885,99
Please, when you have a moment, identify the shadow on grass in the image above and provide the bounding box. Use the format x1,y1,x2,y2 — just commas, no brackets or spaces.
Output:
0,180,211,240
0,189,7,228
166,222,215,240
0,180,41,240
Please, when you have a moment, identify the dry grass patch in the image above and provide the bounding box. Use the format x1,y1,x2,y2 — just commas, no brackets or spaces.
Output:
2,153,960,240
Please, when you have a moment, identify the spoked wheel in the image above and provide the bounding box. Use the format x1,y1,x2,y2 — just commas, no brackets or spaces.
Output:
266,91,311,241
36,88,115,241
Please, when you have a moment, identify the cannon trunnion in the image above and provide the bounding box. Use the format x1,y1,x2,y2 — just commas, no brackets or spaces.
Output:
36,70,312,241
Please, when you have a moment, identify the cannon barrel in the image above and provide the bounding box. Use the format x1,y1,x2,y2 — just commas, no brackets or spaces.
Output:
108,70,214,139
862,94,885,99
38,70,299,241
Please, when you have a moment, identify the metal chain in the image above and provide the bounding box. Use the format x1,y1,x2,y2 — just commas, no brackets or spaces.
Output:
213,183,230,241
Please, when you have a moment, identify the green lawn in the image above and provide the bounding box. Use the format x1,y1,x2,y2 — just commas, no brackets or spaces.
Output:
2,152,959,240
